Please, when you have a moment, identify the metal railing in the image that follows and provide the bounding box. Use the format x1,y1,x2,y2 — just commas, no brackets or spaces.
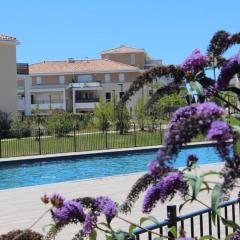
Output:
0,124,165,158
134,199,240,239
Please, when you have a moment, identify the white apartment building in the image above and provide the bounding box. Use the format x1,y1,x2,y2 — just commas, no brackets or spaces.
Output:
17,45,162,115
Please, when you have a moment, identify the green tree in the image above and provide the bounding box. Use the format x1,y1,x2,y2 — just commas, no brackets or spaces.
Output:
134,97,150,131
116,104,130,134
93,99,115,132
12,114,32,137
154,92,187,121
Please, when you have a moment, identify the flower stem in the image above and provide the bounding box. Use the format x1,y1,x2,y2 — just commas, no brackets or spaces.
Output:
116,215,169,239
12,208,51,240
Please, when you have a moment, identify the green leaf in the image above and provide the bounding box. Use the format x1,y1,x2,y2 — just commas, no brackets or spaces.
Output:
114,231,126,240
195,176,203,197
185,174,203,199
221,217,240,230
140,216,159,226
167,226,177,238
211,184,221,223
98,222,111,230
185,174,197,201
128,224,137,235
199,235,218,240
43,224,58,236
190,81,204,94
89,230,97,240
225,233,235,240
105,235,112,240
153,237,164,240
200,171,220,177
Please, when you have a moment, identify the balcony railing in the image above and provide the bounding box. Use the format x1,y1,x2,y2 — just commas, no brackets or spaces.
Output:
69,82,102,88
75,98,99,103
32,100,64,104
31,84,66,90
31,103,65,110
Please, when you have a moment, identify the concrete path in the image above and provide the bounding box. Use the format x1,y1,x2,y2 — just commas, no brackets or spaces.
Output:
0,162,238,239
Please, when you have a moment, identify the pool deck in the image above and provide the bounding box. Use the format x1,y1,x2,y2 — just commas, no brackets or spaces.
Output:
0,162,238,239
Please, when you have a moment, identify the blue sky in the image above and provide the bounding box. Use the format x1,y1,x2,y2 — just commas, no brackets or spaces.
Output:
1,0,240,64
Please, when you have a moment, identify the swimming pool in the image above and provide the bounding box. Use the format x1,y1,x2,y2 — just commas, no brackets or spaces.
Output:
0,145,224,190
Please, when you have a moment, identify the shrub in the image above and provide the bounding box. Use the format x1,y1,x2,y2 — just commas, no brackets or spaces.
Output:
0,111,11,131
46,111,74,137
0,229,43,240
11,115,32,137
71,112,94,130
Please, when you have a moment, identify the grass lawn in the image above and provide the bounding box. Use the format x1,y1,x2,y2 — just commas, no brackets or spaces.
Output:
1,130,164,157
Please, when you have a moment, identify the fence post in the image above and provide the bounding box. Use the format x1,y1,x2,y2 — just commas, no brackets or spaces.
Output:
167,205,177,239
38,128,42,155
133,123,137,147
160,122,163,145
0,132,2,158
105,130,108,149
73,127,77,152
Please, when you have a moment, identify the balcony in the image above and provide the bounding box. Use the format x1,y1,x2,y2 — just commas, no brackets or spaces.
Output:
69,82,102,90
31,84,67,92
73,98,99,110
31,100,65,110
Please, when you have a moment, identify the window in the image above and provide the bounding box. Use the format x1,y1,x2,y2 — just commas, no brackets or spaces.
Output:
119,91,124,99
31,95,34,104
130,53,136,65
36,77,42,85
59,76,65,85
104,74,111,83
118,73,125,83
105,92,111,102
78,75,93,83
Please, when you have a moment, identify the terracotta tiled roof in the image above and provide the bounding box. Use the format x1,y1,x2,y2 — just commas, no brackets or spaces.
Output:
29,59,141,74
101,45,145,54
0,35,17,41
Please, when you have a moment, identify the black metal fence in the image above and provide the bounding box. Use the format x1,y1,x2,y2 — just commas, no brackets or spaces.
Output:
134,198,240,239
0,124,166,158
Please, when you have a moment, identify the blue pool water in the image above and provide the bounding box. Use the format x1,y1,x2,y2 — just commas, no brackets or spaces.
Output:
0,146,224,190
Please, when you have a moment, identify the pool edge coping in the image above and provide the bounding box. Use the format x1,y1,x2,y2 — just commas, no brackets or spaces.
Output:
0,140,219,164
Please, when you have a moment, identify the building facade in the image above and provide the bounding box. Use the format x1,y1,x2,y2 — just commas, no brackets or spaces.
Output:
0,35,18,115
17,45,162,115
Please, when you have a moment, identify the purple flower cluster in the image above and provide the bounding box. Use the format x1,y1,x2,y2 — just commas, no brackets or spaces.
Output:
196,102,224,117
217,52,240,89
82,213,97,235
206,121,232,141
165,102,224,151
96,196,118,223
231,230,240,240
149,102,227,175
142,172,188,213
52,200,86,223
181,49,209,72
